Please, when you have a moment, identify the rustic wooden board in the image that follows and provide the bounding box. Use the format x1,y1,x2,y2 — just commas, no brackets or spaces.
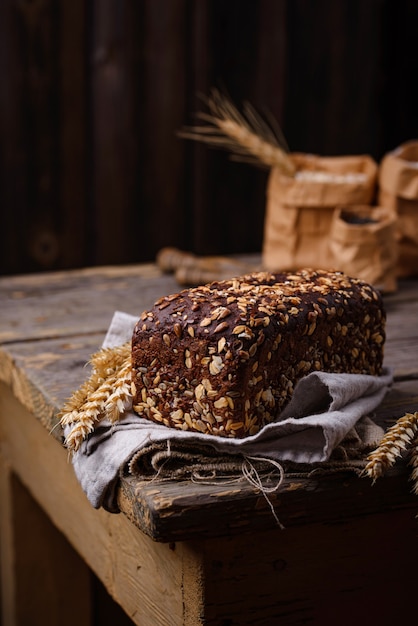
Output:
1,328,417,542
0,333,102,433
0,264,180,343
3,384,418,624
0,459,92,626
118,459,418,542
0,384,191,626
198,507,418,625
1,266,418,543
116,377,418,542
382,282,418,379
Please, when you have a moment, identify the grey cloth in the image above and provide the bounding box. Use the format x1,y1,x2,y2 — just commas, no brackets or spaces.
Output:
69,312,392,512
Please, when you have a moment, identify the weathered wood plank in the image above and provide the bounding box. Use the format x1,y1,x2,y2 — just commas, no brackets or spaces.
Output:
119,418,418,542
0,333,102,434
58,0,88,269
117,375,418,542
14,0,60,272
0,458,92,626
9,380,416,626
4,384,416,625
0,268,417,542
198,507,418,625
0,383,192,626
1,327,417,542
0,0,29,275
0,264,180,343
384,300,418,340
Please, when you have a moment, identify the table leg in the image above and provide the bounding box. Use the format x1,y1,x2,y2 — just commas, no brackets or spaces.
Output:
0,458,92,626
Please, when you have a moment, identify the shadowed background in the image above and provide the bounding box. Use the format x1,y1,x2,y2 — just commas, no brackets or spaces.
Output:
1,0,417,276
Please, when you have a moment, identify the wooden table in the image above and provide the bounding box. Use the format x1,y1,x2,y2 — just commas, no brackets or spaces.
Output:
1,264,418,626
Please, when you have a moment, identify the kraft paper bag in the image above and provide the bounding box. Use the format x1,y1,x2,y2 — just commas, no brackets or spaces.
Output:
329,205,398,293
378,141,418,277
262,153,378,271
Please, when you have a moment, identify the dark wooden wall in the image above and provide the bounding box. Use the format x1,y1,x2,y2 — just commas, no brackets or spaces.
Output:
1,0,417,276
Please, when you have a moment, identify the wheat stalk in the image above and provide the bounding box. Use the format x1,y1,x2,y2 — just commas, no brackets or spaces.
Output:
59,342,133,452
178,89,296,176
90,342,131,376
102,357,133,423
364,412,418,482
58,371,105,427
409,433,418,495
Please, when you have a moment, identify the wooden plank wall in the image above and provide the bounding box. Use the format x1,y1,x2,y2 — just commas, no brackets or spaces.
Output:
1,0,417,276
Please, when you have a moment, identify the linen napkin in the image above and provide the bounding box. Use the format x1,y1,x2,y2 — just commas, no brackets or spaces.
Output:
69,312,392,512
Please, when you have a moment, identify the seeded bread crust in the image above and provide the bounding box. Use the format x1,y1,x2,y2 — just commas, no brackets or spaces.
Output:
131,269,385,438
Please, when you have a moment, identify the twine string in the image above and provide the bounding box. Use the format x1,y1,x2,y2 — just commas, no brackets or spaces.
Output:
127,442,286,528
242,455,285,529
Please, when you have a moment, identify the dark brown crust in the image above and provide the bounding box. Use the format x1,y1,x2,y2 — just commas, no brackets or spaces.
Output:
131,269,385,438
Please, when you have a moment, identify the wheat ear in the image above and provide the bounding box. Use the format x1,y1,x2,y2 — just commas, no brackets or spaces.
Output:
178,89,296,176
58,370,105,427
364,412,418,482
409,433,418,495
90,342,131,376
59,342,132,452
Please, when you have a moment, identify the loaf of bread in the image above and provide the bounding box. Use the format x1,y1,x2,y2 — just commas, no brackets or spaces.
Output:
131,269,385,438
